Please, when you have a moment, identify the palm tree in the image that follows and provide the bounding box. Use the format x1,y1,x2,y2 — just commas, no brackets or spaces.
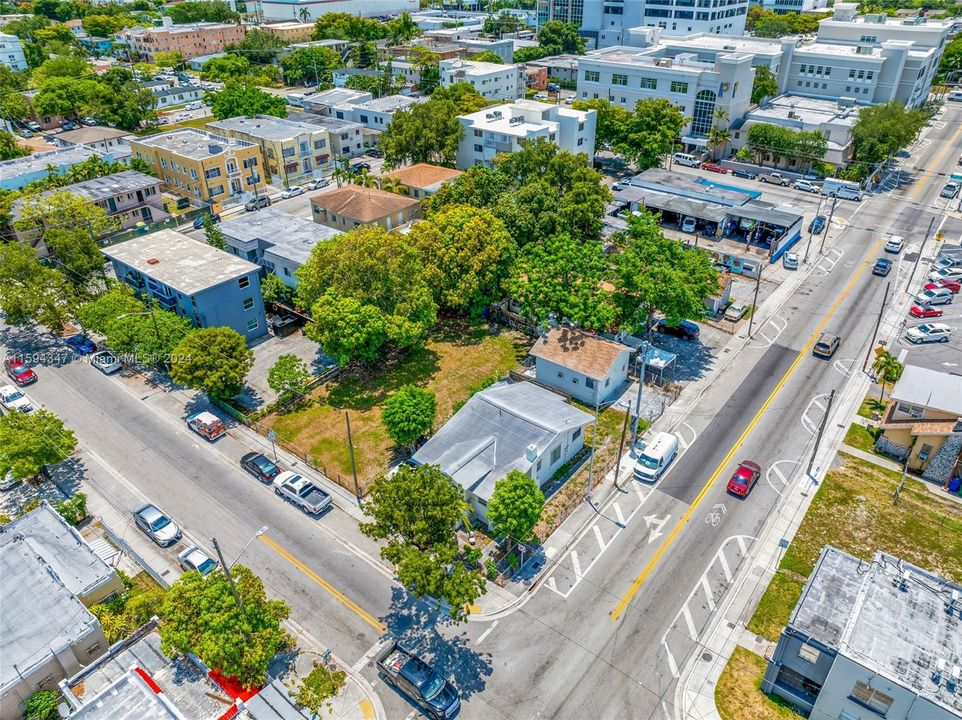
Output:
298,6,310,22
356,169,378,188
379,176,403,194
707,107,731,161
872,351,904,402
331,167,349,187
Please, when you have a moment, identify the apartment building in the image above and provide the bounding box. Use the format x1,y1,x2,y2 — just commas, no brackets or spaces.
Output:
347,95,426,131
153,85,204,108
208,115,332,185
104,230,267,340
0,146,104,191
577,39,753,152
302,88,373,116
286,111,367,157
762,546,962,720
537,0,586,27
55,126,134,161
130,129,267,210
756,0,827,14
259,0,417,22
0,31,26,71
260,21,315,43
456,99,596,169
440,58,524,100
121,17,245,62
310,184,421,231
581,0,747,45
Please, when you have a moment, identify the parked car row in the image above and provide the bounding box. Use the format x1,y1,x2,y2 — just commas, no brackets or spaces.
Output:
902,246,959,345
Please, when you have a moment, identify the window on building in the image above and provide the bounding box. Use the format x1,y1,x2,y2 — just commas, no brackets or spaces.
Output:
797,644,820,664
246,318,259,331
585,377,595,389
474,129,483,137
859,34,877,43
578,137,584,146
572,427,581,441
238,276,250,289
190,168,197,180
610,73,627,86
536,459,542,471
557,371,564,379
866,71,874,80
850,682,893,715
550,445,561,464
209,184,224,197
313,139,326,149
160,158,167,168
857,69,865,80
670,80,689,94
690,89,716,136
584,70,600,82
849,69,857,80
640,77,657,90
205,167,221,179
243,297,255,310
474,144,483,152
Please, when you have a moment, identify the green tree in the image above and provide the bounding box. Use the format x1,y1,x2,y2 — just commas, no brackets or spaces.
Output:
75,283,146,334
23,690,59,720
0,242,75,330
513,46,548,63
294,665,346,716
851,101,925,165
471,50,504,64
408,45,441,94
873,351,904,401
160,565,290,689
260,272,292,307
225,27,285,65
381,384,436,450
169,327,253,400
0,129,29,161
87,68,158,130
280,46,343,87
537,20,586,54
384,12,420,45
408,204,516,314
105,306,194,365
203,213,226,249
423,165,510,214
483,11,522,37
81,14,136,37
305,291,387,365
487,470,545,543
312,12,386,41
0,409,77,481
751,65,779,105
1,93,32,125
33,52,88,82
208,80,287,120
166,0,239,24
572,98,631,148
201,53,252,81
939,34,962,81
154,51,185,69
267,353,311,401
362,464,485,622
34,76,99,118
511,233,615,329
618,98,687,170
612,211,719,336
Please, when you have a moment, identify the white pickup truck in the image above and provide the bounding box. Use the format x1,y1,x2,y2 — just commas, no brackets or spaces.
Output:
272,471,332,514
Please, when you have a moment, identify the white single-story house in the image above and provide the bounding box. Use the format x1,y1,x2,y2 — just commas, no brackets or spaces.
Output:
410,381,594,528
529,327,632,406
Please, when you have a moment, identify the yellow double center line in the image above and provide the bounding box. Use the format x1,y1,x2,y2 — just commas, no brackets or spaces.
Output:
260,533,388,633
610,234,887,621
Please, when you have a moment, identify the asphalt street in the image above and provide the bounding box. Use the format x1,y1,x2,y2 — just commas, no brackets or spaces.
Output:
2,104,960,720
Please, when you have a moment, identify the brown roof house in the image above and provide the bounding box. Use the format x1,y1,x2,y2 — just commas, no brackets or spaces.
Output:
380,163,463,199
529,327,632,406
310,184,420,231
874,364,962,485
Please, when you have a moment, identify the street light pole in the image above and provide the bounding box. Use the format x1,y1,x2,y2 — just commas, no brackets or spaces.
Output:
803,192,824,265
211,536,244,613
746,266,763,338
862,280,890,373
585,398,600,504
820,193,839,255
228,526,269,570
630,341,648,449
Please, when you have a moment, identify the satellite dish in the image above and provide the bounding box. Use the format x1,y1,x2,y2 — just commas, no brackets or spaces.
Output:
58,702,71,718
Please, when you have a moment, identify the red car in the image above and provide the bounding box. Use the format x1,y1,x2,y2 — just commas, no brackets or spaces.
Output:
909,304,944,319
700,162,728,174
923,278,961,293
726,460,761,497
4,357,37,386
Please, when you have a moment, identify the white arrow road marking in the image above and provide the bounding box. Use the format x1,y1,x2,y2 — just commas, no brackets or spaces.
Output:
712,503,727,515
644,514,671,543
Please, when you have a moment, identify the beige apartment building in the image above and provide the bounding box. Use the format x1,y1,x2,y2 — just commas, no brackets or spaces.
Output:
122,17,245,62
260,21,315,43
208,114,332,186
130,129,267,211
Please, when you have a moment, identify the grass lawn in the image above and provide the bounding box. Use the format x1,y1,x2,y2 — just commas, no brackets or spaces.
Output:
747,454,962,641
842,422,880,453
267,323,528,489
856,394,886,420
716,647,802,720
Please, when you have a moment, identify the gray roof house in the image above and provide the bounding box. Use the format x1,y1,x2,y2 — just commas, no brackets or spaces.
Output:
762,546,962,720
529,327,631,406
219,207,341,289
411,381,593,528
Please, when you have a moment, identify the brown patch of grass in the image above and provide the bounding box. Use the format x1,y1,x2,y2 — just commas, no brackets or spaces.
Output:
267,323,527,487
716,647,801,720
748,454,962,641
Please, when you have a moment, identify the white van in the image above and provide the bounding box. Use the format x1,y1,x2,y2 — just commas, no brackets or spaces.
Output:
672,152,701,168
948,90,962,102
821,177,863,201
185,101,202,111
633,431,680,482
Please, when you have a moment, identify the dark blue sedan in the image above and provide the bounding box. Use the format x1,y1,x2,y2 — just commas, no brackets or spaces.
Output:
192,213,220,229
65,334,97,355
872,258,893,277
808,215,826,234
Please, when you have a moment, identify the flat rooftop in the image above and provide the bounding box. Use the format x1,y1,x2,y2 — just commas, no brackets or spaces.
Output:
748,95,860,125
583,46,717,71
58,126,132,145
791,547,962,715
352,94,425,113
1,539,101,689
286,111,364,133
103,229,259,295
661,33,782,56
131,21,238,35
631,168,757,206
208,115,324,142
0,145,101,177
219,206,340,264
132,129,254,159
62,170,160,200
797,40,882,57
442,59,515,75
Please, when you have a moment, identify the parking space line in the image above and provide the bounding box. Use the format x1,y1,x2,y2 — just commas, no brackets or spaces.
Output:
592,525,607,552
476,620,500,646
681,606,698,641
570,550,583,580
663,639,680,678
614,502,626,525
700,576,715,611
717,552,732,583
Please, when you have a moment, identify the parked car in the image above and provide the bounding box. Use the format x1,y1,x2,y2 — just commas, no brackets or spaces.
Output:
61,120,77,131
929,266,962,283
241,452,281,483
64,334,96,355
758,171,790,186
909,304,944,318
940,181,960,198
376,641,460,720
794,179,820,193
366,147,384,158
187,411,226,441
272,471,331,514
0,384,34,414
726,460,761,497
27,121,41,132
933,253,962,270
783,252,799,270
245,195,271,211
731,168,756,180
808,215,826,234
612,181,629,191
884,235,904,254
724,302,749,322
177,546,219,575
914,287,953,306
305,177,330,190
812,332,840,358
4,358,37,386
90,350,122,375
280,185,304,199
192,212,220,229
681,216,697,233
18,129,33,138
872,258,893,277
633,431,680,482
905,322,952,344
654,318,699,340
82,117,98,126
700,162,727,174
925,278,961,293
351,162,371,172
133,503,181,547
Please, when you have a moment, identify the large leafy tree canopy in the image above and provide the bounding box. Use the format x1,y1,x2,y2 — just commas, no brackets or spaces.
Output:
362,464,484,622
751,66,779,105
487,470,545,543
166,0,239,24
0,242,75,330
743,122,828,170
618,98,688,170
0,409,77,481
851,102,925,165
208,80,287,120
279,46,343,87
381,384,436,450
169,327,254,400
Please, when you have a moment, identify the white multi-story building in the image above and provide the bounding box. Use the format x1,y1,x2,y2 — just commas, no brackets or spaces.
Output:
259,0,417,22
0,32,27,72
440,59,524,100
580,0,748,46
456,99,596,169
